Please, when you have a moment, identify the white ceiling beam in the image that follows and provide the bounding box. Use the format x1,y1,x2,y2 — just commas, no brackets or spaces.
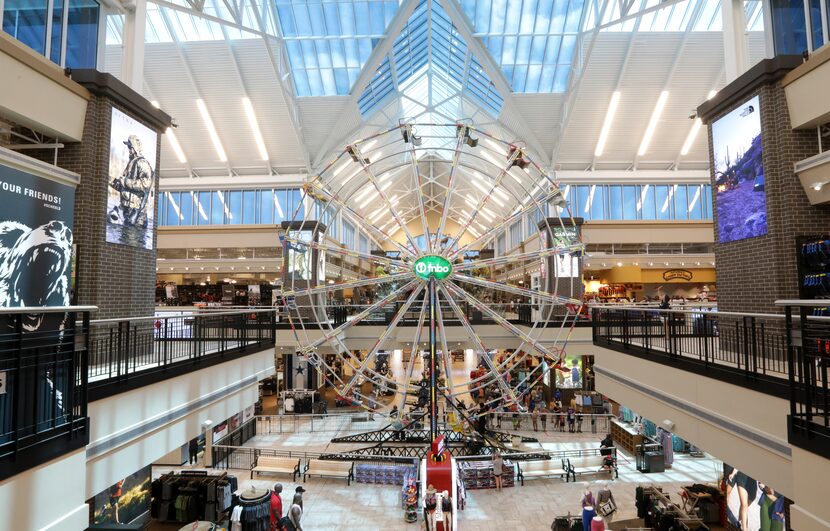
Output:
150,0,273,38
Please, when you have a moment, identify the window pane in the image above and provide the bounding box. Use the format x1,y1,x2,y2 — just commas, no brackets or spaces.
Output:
655,185,672,220
576,185,591,220
673,184,688,220
771,0,808,55
275,189,288,223
703,184,713,219
65,0,98,68
166,192,181,226
259,189,274,224
180,191,193,225
809,0,824,50
639,185,656,220
197,191,211,225
242,190,256,224
49,2,62,63
211,191,225,224
687,185,703,220
622,185,638,220
158,191,168,226
4,0,49,55
590,185,605,220
607,185,623,220
227,190,242,224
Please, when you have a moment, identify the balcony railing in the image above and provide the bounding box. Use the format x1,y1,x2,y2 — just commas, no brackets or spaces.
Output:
87,309,277,399
0,306,95,481
592,303,830,460
780,301,830,460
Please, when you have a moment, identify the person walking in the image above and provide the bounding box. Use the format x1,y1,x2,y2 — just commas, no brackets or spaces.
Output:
287,503,302,531
492,452,504,491
270,485,284,528
293,486,305,509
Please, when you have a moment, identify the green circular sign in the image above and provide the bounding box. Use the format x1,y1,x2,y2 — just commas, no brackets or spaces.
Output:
413,255,452,280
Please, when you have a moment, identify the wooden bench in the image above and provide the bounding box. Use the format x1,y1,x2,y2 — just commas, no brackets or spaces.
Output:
517,459,569,485
303,459,354,485
251,456,301,481
566,454,617,482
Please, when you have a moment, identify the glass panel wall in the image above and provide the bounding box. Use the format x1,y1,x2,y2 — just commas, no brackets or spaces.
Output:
561,183,713,222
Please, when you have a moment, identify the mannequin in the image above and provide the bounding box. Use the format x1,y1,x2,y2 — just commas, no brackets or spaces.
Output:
590,515,605,531
582,505,596,531
580,489,595,508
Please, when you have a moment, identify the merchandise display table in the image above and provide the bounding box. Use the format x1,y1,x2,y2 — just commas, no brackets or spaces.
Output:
610,419,643,454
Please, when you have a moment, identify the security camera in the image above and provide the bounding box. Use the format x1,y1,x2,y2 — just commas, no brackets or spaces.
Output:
688,110,698,120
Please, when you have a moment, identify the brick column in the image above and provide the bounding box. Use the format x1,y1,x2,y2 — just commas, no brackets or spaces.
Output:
699,57,830,313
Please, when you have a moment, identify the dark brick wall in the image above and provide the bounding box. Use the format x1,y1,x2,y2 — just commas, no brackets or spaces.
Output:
708,82,830,314
28,95,161,319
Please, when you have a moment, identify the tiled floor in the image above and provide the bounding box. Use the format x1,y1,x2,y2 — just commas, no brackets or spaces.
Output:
153,429,722,531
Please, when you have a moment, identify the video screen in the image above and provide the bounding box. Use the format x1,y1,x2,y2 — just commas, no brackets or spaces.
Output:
712,95,767,243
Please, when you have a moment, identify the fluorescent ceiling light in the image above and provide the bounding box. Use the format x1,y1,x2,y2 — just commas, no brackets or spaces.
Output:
333,160,352,176
362,139,378,150
369,208,385,222
242,97,268,161
707,89,718,99
638,91,669,156
359,191,379,209
196,99,227,162
483,137,507,155
354,185,376,204
482,151,501,167
680,119,702,156
165,128,187,164
595,91,620,157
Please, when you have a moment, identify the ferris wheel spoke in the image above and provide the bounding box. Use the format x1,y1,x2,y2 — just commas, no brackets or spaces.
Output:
282,236,409,271
437,284,521,407
349,144,421,255
450,273,581,306
301,279,420,352
443,281,564,364
304,180,414,259
281,272,413,299
340,283,425,395
398,293,429,414
443,147,522,254
450,186,569,261
433,288,456,396
453,243,585,273
402,124,434,254
432,125,468,253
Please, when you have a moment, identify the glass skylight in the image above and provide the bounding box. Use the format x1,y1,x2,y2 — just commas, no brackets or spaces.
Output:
358,0,504,117
276,0,402,96
460,0,585,93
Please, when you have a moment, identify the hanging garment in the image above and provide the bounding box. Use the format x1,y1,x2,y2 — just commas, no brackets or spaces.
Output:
231,505,243,531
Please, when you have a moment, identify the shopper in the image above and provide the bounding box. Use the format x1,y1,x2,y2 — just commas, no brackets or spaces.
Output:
270,484,283,529
188,437,199,465
492,452,504,491
567,406,576,433
293,486,305,509
540,406,548,432
287,503,302,531
531,407,539,431
600,434,615,470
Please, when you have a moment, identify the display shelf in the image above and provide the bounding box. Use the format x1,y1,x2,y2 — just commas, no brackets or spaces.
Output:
797,235,830,307
611,419,643,455
458,460,515,489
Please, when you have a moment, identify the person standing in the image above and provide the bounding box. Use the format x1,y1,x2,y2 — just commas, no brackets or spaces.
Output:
540,406,548,432
531,407,539,432
492,452,504,491
270,484,283,530
188,437,199,465
288,503,303,531
567,406,576,433
293,486,305,509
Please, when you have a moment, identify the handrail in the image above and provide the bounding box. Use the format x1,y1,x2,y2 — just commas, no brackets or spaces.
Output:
592,304,830,321
775,299,830,307
91,307,278,324
0,305,98,314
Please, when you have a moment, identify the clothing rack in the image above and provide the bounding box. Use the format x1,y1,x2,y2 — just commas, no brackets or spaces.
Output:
230,488,271,531
151,471,237,524
640,486,708,531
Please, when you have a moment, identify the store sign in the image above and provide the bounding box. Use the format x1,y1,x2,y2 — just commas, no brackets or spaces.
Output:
663,269,693,281
413,255,452,280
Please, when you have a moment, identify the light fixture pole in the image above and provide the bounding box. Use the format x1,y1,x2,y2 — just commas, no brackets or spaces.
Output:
428,277,438,441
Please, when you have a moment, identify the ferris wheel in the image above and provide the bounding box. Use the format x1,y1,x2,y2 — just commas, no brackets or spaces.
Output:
280,121,584,424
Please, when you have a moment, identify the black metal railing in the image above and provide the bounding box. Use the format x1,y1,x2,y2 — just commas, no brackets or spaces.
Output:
0,306,95,481
87,309,276,395
781,300,830,459
592,306,792,382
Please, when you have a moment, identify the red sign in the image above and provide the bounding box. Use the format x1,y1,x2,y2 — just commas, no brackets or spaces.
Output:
432,434,445,456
